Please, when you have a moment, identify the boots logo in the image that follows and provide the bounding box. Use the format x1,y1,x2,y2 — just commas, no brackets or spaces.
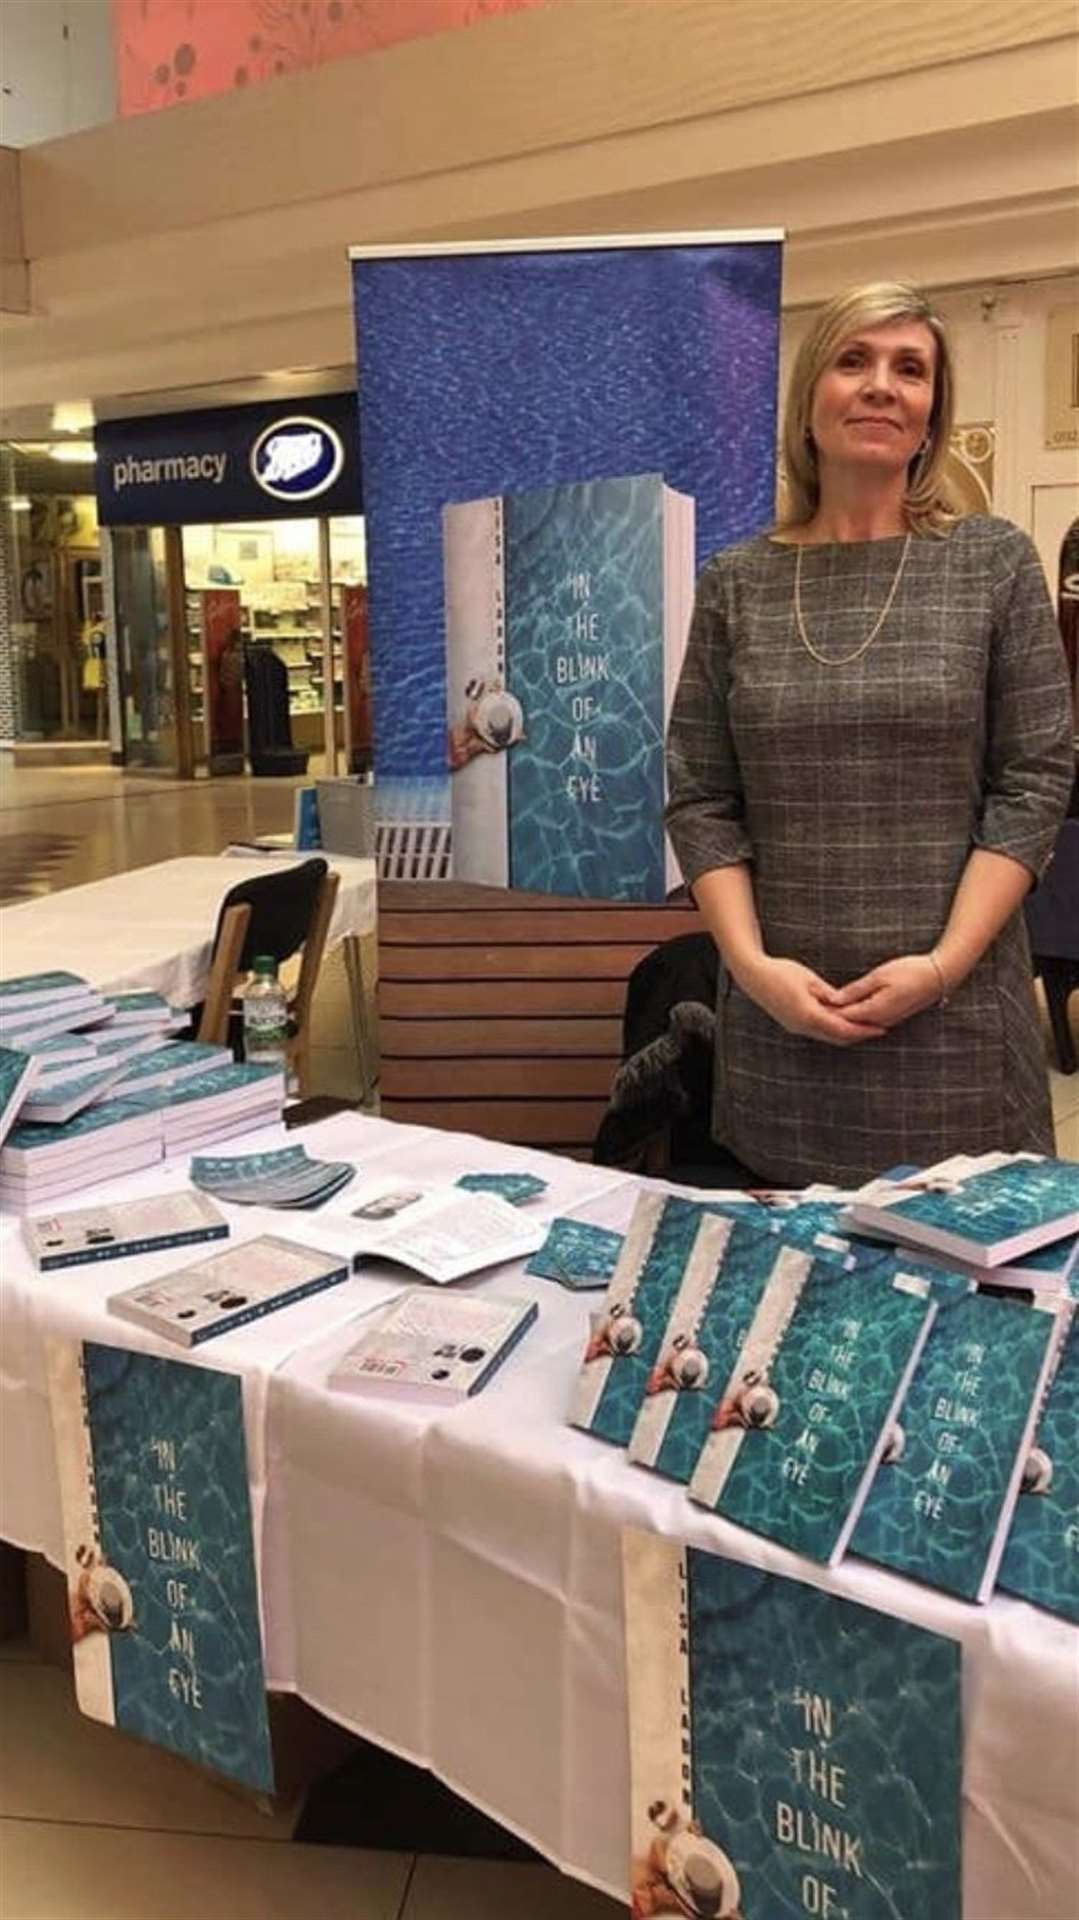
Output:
250,416,344,500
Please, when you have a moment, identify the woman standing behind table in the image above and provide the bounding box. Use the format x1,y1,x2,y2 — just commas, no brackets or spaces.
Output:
665,282,1074,1189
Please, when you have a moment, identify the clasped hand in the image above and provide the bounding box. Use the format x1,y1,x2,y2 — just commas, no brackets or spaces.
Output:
743,954,942,1047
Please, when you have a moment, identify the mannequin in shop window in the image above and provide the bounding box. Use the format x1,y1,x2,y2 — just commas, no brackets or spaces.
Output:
665,280,1074,1187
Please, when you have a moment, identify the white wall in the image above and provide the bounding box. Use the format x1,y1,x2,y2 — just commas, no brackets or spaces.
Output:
0,1,115,148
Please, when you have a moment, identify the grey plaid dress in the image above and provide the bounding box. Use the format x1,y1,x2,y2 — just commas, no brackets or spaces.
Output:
665,515,1075,1187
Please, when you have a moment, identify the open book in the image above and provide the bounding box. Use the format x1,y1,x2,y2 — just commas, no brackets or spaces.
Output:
332,1178,544,1285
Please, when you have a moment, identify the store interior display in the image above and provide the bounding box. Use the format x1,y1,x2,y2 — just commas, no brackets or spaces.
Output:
183,516,365,757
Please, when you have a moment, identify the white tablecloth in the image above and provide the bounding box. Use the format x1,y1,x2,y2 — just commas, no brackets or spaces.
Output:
0,854,376,1007
1,1112,1076,1916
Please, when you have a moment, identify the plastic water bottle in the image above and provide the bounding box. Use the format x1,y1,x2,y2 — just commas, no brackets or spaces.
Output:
242,956,289,1065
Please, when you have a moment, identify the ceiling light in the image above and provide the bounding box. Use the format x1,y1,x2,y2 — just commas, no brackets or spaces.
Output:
8,496,31,511
51,400,96,434
49,441,97,463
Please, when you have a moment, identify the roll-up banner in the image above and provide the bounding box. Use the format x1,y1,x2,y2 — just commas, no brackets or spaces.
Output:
350,232,783,901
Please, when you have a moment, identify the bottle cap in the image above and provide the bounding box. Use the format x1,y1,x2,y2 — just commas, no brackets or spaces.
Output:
252,955,277,976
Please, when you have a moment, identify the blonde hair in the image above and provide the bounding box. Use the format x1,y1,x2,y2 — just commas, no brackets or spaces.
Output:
780,281,958,538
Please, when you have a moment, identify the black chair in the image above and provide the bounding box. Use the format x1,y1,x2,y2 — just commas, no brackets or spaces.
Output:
593,930,759,1186
195,857,329,1051
244,642,310,777
1025,818,1079,1074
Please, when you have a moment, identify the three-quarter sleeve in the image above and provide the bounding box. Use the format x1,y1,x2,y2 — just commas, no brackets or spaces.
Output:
975,526,1074,879
664,555,754,885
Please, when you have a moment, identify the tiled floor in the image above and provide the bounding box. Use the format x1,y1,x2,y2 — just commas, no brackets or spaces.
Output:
0,760,1076,1917
0,1639,620,1919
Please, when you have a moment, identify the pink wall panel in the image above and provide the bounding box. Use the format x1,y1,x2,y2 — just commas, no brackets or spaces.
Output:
115,0,557,116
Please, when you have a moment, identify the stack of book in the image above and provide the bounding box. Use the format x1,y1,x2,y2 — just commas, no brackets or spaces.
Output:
569,1171,1075,1612
844,1151,1079,1295
17,1058,128,1126
0,1098,165,1210
0,1045,39,1147
128,1062,286,1156
0,972,108,1051
107,1040,233,1099
94,991,188,1037
87,1027,178,1069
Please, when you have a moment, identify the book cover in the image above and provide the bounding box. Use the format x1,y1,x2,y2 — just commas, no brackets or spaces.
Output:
850,1153,1079,1266
0,1044,39,1147
100,991,174,1025
0,1000,108,1050
716,1196,894,1274
623,1531,961,1920
88,1028,170,1065
25,1192,229,1271
28,1033,97,1067
0,970,90,1010
998,1308,1079,1621
328,1289,538,1401
130,1061,285,1117
443,471,694,902
18,1060,126,1125
628,1218,812,1484
852,1290,1066,1602
569,1194,727,1446
107,1235,351,1346
2,1097,163,1171
689,1261,938,1567
47,1340,273,1792
110,1042,233,1097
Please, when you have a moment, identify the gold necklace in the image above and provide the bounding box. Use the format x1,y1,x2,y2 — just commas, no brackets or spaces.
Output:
793,532,912,667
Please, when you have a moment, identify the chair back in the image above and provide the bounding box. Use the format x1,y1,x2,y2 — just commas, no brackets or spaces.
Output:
1025,820,1079,960
196,901,252,1047
212,857,329,977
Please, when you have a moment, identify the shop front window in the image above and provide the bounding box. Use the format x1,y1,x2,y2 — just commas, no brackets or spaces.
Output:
112,525,177,769
182,517,354,766
0,442,105,742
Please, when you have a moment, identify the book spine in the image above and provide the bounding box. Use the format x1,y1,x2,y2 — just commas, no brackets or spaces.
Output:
187,1265,351,1345
39,1224,229,1272
979,1302,1072,1603
467,1303,539,1396
444,494,510,886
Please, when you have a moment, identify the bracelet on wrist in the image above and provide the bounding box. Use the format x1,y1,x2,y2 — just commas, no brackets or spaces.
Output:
927,950,950,1008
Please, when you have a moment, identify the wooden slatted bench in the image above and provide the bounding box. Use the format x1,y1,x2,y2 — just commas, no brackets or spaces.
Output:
378,881,702,1157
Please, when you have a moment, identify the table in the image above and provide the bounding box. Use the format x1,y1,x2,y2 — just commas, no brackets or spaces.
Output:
0,853,377,1096
1,1112,1076,1917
